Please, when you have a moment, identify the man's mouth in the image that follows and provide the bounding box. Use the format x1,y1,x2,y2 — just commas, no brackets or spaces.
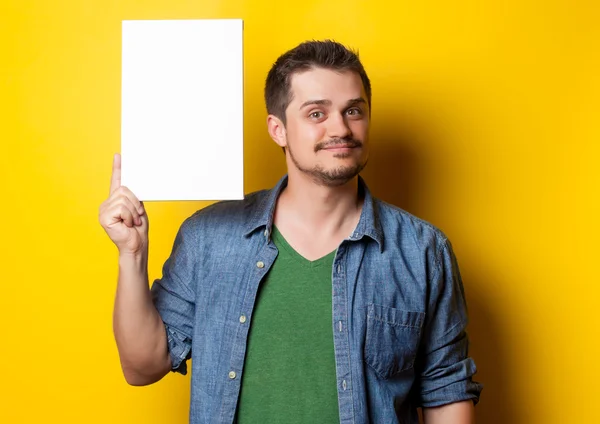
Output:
317,140,363,152
323,145,360,151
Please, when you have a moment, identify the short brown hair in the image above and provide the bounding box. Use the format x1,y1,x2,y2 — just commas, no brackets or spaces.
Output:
265,40,371,125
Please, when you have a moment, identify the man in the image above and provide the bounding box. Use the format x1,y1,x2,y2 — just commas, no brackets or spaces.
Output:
99,40,482,423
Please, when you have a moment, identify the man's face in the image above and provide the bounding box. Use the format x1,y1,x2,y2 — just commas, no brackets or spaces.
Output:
281,67,370,187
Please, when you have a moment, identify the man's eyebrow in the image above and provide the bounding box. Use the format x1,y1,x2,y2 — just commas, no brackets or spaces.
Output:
299,97,367,110
347,97,367,106
299,99,332,110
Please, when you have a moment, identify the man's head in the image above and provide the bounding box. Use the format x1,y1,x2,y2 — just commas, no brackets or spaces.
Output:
265,40,372,187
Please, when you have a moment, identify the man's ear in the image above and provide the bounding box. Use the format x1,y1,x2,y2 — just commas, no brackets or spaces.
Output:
267,114,287,148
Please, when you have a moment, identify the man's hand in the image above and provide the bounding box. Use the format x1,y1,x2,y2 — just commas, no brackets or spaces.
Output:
99,153,148,255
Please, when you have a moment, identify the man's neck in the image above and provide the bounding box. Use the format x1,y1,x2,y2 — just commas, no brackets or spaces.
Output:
274,171,364,238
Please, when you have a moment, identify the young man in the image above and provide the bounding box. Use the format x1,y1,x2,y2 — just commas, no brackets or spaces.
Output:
99,40,482,424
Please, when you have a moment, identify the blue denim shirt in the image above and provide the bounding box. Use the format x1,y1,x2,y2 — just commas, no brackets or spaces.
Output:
151,175,482,423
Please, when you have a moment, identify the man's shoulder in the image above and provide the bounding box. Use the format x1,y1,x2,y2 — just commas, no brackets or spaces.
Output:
179,188,269,233
373,198,449,251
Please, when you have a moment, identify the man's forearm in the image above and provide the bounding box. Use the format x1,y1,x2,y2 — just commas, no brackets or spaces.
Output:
113,251,171,385
423,400,475,424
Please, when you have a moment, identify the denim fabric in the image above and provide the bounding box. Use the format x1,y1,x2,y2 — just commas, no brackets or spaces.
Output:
150,175,482,424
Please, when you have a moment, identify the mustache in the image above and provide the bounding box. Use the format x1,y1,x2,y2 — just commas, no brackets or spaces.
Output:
314,138,363,153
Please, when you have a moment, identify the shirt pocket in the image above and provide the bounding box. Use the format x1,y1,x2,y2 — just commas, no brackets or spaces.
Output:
364,303,425,380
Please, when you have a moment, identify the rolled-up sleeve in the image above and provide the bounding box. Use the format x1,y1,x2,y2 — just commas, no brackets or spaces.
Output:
150,217,198,375
416,238,483,407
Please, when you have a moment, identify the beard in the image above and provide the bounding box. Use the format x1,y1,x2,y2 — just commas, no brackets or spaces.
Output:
287,138,368,187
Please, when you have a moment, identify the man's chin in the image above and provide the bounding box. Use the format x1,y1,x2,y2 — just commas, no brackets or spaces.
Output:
311,162,368,187
289,147,368,187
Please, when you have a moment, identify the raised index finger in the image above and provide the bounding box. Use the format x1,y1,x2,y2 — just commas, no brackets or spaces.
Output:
109,153,121,195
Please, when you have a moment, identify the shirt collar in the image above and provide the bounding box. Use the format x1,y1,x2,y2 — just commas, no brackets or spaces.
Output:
244,175,384,252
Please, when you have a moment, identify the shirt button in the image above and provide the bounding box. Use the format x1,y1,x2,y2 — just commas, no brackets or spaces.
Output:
264,229,269,237
337,264,341,273
256,261,265,269
239,315,247,324
228,371,237,379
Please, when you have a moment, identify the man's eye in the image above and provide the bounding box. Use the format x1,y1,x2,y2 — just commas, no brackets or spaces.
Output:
310,111,324,119
346,108,362,116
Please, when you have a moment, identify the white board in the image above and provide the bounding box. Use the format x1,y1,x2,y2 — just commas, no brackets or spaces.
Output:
121,19,244,201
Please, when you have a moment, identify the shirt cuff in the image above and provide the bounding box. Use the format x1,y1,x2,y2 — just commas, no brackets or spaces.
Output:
419,377,483,408
164,324,192,375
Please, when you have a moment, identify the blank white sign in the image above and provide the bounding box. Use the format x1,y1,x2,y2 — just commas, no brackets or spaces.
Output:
121,19,244,201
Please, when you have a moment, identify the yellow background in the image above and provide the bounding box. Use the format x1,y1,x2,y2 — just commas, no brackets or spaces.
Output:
1,0,598,422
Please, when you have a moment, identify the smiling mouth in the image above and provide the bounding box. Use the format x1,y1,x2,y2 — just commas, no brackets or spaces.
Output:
323,145,361,151
315,138,363,153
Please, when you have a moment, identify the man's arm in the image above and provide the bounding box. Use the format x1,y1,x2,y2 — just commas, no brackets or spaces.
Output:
423,400,475,424
415,238,482,409
113,252,172,386
99,154,172,386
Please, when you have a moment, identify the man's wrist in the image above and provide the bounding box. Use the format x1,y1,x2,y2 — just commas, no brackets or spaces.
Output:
118,248,149,270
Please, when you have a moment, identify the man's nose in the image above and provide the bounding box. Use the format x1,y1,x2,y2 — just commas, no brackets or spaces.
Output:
326,112,352,140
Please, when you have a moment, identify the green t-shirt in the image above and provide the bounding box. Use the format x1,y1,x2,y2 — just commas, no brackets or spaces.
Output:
235,226,340,423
